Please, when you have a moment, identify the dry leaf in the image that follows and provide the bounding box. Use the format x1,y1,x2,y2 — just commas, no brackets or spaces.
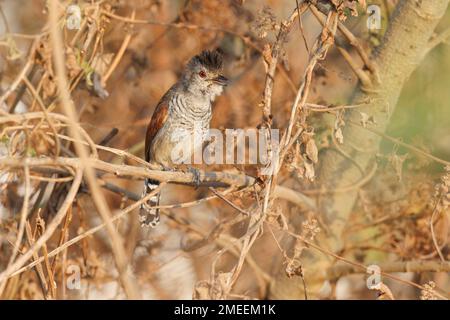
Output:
252,6,277,39
304,160,315,181
193,281,211,300
66,47,81,79
369,282,395,300
216,272,232,292
305,139,319,163
335,127,344,144
42,73,56,99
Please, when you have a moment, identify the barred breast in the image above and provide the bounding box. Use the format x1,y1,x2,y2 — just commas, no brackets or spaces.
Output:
150,93,211,167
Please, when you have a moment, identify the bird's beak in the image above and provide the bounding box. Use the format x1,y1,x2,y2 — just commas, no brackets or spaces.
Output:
212,75,228,86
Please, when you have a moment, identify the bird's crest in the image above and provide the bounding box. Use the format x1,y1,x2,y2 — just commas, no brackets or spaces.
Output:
189,49,223,72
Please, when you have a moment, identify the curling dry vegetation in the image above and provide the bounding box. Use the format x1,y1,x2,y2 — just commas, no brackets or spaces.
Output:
0,0,449,300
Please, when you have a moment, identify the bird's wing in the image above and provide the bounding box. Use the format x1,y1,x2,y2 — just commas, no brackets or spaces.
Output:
145,96,170,162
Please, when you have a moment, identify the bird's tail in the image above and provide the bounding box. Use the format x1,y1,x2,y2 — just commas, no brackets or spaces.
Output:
139,178,160,227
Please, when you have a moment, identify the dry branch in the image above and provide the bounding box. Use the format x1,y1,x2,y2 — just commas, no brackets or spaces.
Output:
1,0,448,301
327,261,450,281
0,169,83,288
48,0,140,299
269,0,450,299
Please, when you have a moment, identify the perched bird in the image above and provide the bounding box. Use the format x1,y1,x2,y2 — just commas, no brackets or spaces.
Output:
140,50,228,227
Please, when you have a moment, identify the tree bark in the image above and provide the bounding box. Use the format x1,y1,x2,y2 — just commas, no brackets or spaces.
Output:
269,0,450,299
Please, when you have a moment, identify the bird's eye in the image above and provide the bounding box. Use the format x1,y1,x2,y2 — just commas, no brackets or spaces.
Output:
198,70,207,78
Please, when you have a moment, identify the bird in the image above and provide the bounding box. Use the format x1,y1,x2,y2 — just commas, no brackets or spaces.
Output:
139,49,228,227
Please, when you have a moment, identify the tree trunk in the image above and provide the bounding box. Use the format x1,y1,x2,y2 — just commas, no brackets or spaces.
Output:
269,0,450,299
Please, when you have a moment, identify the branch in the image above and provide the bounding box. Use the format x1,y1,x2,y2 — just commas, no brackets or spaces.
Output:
48,0,140,299
425,27,450,56
102,10,135,85
0,60,32,115
269,0,450,299
0,156,253,186
309,5,373,88
8,187,159,279
0,156,315,209
327,261,450,281
0,169,83,288
261,4,307,123
312,0,377,75
102,9,298,94
0,165,30,296
318,0,450,246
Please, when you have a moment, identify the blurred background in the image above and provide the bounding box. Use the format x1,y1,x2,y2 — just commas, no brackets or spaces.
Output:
0,0,449,299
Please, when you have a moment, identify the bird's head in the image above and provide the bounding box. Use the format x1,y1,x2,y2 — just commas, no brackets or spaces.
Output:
182,49,228,101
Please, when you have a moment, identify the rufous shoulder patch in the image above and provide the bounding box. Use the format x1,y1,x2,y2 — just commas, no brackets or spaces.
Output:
145,100,169,162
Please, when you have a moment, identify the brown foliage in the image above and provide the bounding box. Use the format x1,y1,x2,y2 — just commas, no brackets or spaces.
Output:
0,0,449,300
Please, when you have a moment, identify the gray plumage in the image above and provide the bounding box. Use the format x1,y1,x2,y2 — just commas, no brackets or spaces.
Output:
140,49,228,228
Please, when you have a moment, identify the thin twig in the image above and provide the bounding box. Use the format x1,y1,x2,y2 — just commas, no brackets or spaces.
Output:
9,187,160,278
0,164,30,296
48,0,140,299
348,120,450,166
429,194,446,262
102,10,136,84
0,169,83,288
